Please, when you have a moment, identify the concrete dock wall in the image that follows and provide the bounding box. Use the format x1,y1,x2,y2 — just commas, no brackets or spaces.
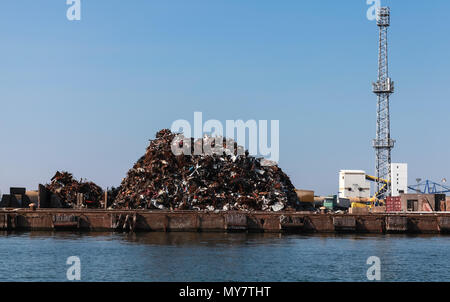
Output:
2,209,450,234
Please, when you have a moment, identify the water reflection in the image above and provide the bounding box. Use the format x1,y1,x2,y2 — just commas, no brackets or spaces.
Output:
1,230,447,244
0,231,450,281
122,232,284,246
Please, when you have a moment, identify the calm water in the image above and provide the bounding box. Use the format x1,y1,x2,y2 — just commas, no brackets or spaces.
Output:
0,231,449,282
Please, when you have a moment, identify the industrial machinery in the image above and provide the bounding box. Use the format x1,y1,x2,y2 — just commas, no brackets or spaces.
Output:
350,174,390,208
366,174,390,201
372,7,395,200
408,180,450,194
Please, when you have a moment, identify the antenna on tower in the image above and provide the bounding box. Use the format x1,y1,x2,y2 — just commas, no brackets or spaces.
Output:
372,7,395,200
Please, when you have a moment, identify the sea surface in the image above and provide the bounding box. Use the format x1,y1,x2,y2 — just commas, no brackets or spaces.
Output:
0,231,449,282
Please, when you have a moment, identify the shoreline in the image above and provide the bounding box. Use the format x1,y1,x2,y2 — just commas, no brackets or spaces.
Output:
2,209,450,234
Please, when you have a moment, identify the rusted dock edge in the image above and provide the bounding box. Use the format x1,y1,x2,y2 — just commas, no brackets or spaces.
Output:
2,209,450,234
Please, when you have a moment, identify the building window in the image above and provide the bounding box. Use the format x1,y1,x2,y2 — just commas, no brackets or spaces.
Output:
407,200,418,212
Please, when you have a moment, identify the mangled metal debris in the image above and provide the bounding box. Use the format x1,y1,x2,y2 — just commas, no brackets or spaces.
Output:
45,171,103,208
112,129,300,211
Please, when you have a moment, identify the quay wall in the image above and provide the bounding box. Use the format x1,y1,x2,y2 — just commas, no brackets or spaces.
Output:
1,209,450,234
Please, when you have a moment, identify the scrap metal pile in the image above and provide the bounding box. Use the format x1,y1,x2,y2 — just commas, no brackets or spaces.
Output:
45,171,104,208
112,129,300,211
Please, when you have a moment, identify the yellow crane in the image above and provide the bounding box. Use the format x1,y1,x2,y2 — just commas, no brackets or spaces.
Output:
351,175,391,209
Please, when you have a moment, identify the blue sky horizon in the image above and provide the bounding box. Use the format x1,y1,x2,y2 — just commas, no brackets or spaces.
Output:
1,0,449,196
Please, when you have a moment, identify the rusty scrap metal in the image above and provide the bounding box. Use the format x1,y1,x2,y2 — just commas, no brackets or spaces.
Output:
45,171,103,208
112,129,300,211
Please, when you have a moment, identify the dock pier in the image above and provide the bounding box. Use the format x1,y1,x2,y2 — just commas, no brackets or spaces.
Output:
2,209,450,234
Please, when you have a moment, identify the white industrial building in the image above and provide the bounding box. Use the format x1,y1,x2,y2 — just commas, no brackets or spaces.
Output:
339,164,408,199
391,163,408,197
339,170,371,199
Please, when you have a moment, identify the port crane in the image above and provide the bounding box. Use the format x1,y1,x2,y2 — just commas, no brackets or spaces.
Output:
348,174,390,209
408,180,450,195
366,174,390,203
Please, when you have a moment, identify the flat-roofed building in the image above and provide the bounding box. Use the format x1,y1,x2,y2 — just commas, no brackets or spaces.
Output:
339,170,371,199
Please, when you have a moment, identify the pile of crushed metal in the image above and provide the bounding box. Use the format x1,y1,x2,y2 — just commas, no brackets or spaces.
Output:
45,171,104,208
112,129,300,211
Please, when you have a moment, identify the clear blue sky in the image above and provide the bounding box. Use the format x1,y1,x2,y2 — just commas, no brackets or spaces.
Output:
0,0,449,196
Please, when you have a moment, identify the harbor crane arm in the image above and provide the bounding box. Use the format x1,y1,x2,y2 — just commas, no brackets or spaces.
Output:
365,174,391,204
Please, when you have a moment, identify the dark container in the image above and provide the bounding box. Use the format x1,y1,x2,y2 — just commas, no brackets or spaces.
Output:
10,187,26,196
0,194,11,207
